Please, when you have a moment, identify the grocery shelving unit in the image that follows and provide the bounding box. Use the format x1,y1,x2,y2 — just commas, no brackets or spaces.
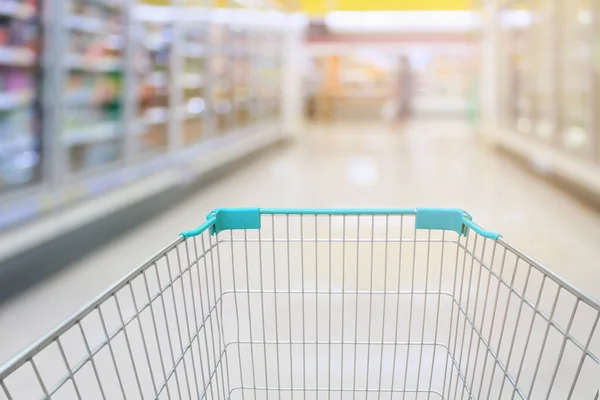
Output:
496,0,599,157
212,17,234,135
181,13,209,144
485,0,600,206
0,0,42,196
61,0,127,175
0,1,294,257
559,0,594,158
231,24,252,128
136,11,173,155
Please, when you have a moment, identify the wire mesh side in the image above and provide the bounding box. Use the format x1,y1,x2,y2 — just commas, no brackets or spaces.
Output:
215,213,466,400
2,211,598,400
215,213,599,400
0,229,228,400
449,233,600,400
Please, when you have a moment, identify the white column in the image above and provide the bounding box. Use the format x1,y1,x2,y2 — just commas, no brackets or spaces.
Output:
479,0,500,141
281,13,308,137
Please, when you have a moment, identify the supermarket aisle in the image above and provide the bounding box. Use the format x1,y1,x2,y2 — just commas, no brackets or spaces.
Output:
1,118,600,366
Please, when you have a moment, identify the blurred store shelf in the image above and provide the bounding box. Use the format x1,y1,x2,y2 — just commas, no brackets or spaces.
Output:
0,47,35,66
0,1,35,19
0,120,284,302
0,2,305,301
65,14,105,33
0,90,33,111
479,0,600,210
63,121,121,146
489,127,600,204
0,136,36,159
142,106,169,125
64,54,123,72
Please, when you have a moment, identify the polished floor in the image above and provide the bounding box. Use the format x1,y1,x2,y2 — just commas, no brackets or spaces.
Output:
1,119,599,398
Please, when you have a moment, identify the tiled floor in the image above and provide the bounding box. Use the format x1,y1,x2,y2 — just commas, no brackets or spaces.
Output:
1,119,599,398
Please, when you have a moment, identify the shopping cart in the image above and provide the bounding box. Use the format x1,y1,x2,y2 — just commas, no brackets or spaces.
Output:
1,208,599,400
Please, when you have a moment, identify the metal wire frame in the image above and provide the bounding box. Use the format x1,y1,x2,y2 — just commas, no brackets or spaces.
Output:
1,212,599,400
0,230,229,400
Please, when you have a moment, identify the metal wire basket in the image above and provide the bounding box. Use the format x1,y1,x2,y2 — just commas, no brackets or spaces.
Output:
1,208,599,400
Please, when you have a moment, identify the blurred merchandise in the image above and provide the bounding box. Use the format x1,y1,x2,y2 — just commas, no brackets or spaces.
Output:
560,0,592,156
137,20,172,154
0,3,291,234
0,0,40,195
232,28,251,127
63,0,125,174
182,21,208,144
483,0,600,209
211,22,232,135
304,41,475,121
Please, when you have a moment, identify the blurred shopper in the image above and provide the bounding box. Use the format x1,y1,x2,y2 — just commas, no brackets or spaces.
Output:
395,55,413,127
305,58,322,121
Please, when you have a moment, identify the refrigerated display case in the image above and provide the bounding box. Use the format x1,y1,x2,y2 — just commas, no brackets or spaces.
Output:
508,26,534,135
498,1,557,139
0,0,41,195
595,0,600,160
532,0,557,142
263,33,282,119
231,27,252,127
560,0,594,157
63,0,126,174
490,0,600,204
251,30,282,121
181,21,208,144
136,20,171,155
498,0,599,154
0,4,291,239
210,22,233,135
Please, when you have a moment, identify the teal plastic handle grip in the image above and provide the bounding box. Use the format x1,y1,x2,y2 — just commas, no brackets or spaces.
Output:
415,208,501,239
180,217,216,238
462,218,501,240
180,207,501,240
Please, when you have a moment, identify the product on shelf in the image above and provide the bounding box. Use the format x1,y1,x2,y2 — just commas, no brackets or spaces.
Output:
254,31,282,121
181,23,208,145
559,1,592,156
231,39,252,127
136,20,172,155
69,139,121,173
0,3,290,232
210,24,233,134
0,0,41,194
63,0,126,173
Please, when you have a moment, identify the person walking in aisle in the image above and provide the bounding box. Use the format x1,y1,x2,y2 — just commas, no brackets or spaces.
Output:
395,55,414,129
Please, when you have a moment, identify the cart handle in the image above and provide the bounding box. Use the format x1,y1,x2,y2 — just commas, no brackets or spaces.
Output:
180,207,501,240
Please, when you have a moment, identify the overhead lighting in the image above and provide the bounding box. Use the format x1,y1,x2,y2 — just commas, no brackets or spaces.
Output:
499,10,532,27
578,9,592,25
517,118,532,134
563,126,587,149
133,4,176,22
104,34,124,50
188,98,206,114
13,150,39,170
234,0,264,8
215,100,231,115
324,11,481,33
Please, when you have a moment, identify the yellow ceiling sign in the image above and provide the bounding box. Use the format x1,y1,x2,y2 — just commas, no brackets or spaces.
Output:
301,0,473,15
140,0,471,12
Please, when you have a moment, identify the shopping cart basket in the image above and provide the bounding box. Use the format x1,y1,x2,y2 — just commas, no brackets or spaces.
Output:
1,208,598,400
